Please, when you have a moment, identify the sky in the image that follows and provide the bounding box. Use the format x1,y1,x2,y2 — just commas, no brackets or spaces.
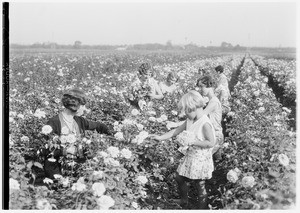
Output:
8,1,298,47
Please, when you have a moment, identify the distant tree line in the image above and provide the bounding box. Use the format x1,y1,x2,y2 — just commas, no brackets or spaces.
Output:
10,41,295,53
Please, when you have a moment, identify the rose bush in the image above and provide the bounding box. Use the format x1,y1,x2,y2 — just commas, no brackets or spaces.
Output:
9,51,295,210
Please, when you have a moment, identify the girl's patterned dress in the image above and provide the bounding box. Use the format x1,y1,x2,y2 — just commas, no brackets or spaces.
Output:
177,115,215,180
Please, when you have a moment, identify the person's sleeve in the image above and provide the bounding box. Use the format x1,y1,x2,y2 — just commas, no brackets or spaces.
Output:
83,118,111,135
46,118,59,135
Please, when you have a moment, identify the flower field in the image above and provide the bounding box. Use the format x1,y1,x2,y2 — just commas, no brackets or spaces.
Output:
8,50,296,210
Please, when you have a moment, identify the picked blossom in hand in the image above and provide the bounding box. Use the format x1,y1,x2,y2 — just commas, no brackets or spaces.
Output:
132,131,149,145
41,125,53,135
176,130,196,147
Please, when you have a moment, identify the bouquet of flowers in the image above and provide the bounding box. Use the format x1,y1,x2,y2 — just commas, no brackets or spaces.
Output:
127,79,152,110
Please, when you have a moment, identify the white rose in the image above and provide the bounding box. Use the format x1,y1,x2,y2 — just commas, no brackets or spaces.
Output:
114,132,124,141
140,190,147,198
17,113,24,119
92,182,106,197
171,110,178,116
138,100,147,111
278,153,289,167
136,175,148,184
21,135,30,142
43,178,54,184
136,123,144,131
156,117,163,123
258,107,265,113
61,126,69,135
61,177,70,187
107,146,120,158
131,201,138,209
131,109,140,116
66,134,77,143
148,117,156,122
53,174,63,179
36,198,52,210
160,114,168,122
34,109,46,119
97,195,115,210
226,169,239,183
139,131,149,140
241,176,256,188
147,110,156,116
93,171,104,179
104,157,120,167
120,148,132,159
42,125,53,135
9,178,20,190
98,151,108,158
253,90,260,96
60,135,68,144
71,177,86,192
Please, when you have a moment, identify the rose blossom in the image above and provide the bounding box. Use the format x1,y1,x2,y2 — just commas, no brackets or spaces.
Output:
104,157,120,167
71,177,86,192
148,117,156,122
120,148,132,159
92,182,106,197
42,125,53,135
136,175,148,184
131,109,140,116
241,176,256,188
278,153,289,167
61,126,69,135
107,146,120,158
136,123,144,131
160,114,168,122
97,195,115,209
34,109,46,119
226,169,239,183
9,178,20,190
98,151,108,158
36,198,52,210
66,134,77,143
114,132,124,141
21,135,30,142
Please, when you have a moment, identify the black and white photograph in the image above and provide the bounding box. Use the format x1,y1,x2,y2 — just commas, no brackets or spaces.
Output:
3,0,298,210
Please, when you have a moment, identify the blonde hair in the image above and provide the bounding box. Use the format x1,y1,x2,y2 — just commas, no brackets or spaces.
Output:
178,90,205,113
